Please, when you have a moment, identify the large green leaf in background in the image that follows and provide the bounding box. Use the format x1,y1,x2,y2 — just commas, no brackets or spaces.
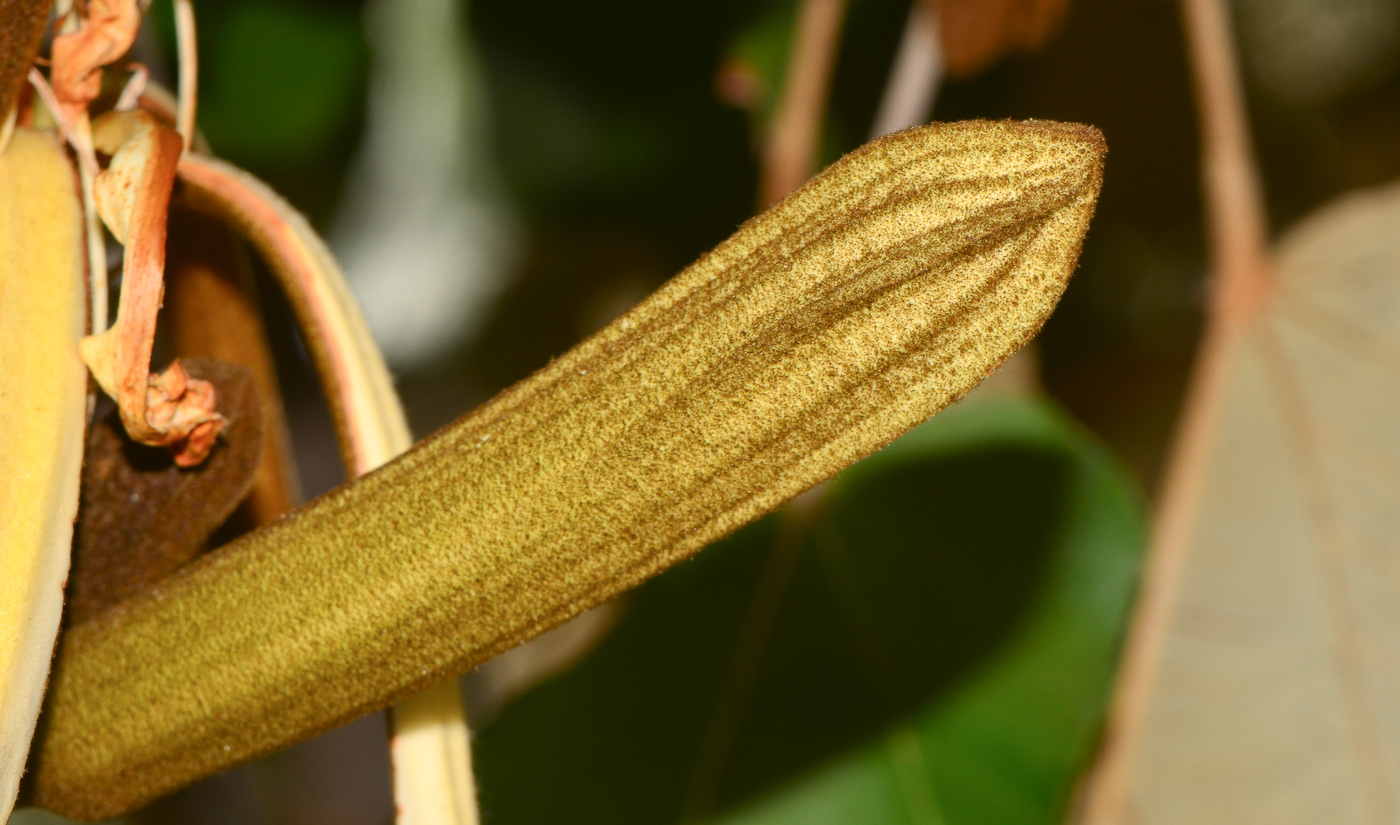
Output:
473,395,1144,825
194,2,366,164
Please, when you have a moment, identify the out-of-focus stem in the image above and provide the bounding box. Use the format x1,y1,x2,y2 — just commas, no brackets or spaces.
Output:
1077,0,1271,821
0,105,16,155
78,157,107,338
759,0,849,206
173,0,195,150
114,64,149,111
1182,0,1271,317
870,1,944,139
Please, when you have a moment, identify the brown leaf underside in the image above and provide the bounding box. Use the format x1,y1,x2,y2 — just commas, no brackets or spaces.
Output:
29,120,1105,819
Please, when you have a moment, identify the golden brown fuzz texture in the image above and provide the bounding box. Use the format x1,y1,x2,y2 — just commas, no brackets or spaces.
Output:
0,0,49,124
67,360,265,626
30,120,1105,818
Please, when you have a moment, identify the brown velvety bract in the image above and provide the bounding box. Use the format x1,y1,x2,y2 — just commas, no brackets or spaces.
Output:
930,0,1069,78
66,360,265,626
0,0,48,121
29,120,1105,819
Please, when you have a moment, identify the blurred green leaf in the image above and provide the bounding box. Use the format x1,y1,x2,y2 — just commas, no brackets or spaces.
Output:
196,2,366,164
474,395,1144,825
715,3,795,128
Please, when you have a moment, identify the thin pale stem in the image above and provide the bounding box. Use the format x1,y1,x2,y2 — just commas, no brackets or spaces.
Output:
870,1,944,139
759,0,849,207
1078,0,1272,821
114,63,148,111
0,105,16,155
26,67,97,178
173,0,195,150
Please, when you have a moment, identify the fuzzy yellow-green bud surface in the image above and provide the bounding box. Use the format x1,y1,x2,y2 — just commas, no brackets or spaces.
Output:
31,119,1105,819
0,129,89,822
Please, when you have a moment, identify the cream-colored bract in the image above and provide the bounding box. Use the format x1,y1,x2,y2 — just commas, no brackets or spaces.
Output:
1100,181,1400,825
0,129,89,823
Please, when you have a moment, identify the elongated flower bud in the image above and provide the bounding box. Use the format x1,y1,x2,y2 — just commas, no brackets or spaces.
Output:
32,119,1105,818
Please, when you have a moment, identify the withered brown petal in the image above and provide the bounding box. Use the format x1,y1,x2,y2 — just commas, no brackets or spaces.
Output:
30,119,1105,819
66,360,265,627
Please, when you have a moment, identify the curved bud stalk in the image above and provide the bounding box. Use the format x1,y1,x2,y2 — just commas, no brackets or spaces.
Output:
0,129,89,823
760,0,847,206
175,152,477,825
175,154,410,473
30,119,1105,819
